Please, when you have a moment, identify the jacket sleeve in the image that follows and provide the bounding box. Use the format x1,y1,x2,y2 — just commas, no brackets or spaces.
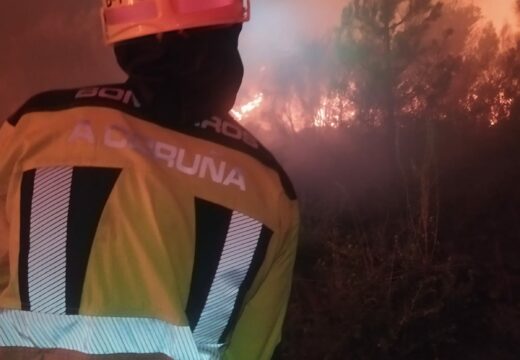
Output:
223,198,299,360
0,120,16,293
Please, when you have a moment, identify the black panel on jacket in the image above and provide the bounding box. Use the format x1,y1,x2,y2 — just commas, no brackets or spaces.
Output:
17,167,121,313
186,198,232,329
19,169,36,311
66,167,122,313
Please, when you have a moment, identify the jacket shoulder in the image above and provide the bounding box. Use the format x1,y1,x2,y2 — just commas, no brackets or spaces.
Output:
6,86,297,200
7,84,140,126
8,89,77,125
188,114,298,200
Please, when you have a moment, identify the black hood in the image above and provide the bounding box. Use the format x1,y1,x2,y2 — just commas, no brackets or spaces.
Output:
114,24,244,124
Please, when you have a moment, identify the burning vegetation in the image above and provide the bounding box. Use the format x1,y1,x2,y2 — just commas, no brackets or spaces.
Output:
235,1,518,132
232,1,520,359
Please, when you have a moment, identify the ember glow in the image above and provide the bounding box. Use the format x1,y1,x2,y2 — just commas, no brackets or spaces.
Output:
491,91,514,125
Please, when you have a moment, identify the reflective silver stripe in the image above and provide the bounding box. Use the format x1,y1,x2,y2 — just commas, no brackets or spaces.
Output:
193,211,263,359
0,310,201,360
29,166,73,314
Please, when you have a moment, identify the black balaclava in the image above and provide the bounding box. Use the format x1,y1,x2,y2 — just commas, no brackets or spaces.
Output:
114,24,244,125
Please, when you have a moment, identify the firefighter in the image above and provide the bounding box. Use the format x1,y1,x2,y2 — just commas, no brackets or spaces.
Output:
0,0,299,359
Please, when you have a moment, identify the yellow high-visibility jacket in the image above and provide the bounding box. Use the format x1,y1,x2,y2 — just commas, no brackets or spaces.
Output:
0,84,299,360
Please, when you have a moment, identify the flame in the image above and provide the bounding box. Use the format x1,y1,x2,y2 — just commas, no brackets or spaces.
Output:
490,90,513,126
314,94,356,128
235,73,514,130
232,90,358,130
231,92,264,121
464,84,513,127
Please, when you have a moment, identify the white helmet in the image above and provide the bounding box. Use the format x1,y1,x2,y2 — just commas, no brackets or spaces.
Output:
101,0,250,44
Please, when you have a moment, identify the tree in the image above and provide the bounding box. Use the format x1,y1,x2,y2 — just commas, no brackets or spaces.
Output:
336,0,443,133
333,0,503,260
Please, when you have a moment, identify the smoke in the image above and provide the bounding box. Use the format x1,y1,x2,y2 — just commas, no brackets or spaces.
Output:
0,0,346,121
0,0,515,122
0,1,123,121
239,0,345,91
473,0,517,29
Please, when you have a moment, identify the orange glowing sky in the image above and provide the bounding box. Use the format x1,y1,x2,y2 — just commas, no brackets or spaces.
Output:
475,0,517,28
324,0,518,32
245,0,518,52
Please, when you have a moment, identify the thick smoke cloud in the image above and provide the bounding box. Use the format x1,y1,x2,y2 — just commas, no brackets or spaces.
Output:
0,0,345,121
0,1,121,121
0,0,515,121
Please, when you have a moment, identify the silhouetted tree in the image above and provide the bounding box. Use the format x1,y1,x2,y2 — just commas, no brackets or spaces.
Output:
336,0,443,132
